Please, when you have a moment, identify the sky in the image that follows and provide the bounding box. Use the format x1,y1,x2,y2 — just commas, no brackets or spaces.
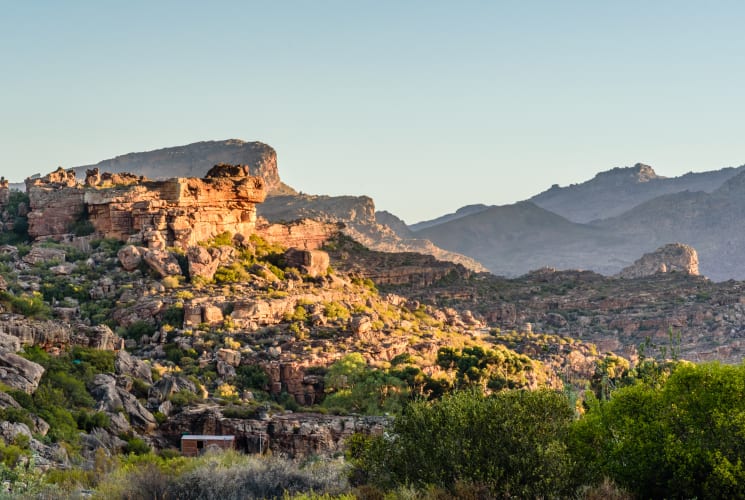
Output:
2,1,745,224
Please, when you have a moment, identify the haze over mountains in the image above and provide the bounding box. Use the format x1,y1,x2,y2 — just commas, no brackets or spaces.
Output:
413,162,745,281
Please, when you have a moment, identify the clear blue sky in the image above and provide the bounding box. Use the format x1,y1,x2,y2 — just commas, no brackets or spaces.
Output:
2,1,744,223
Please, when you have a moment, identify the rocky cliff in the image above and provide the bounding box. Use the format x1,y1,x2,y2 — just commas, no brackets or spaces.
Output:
25,164,267,249
71,139,294,195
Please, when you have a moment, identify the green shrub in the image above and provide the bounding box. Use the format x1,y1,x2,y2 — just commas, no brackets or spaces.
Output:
354,389,576,497
125,320,157,341
124,437,151,455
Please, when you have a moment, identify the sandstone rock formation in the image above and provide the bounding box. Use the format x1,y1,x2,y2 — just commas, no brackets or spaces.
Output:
618,243,699,279
0,352,44,393
88,374,157,433
0,316,122,351
259,194,487,272
25,164,267,249
284,248,329,277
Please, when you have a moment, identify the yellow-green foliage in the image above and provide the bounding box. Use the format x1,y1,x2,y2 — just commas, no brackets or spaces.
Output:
324,301,350,321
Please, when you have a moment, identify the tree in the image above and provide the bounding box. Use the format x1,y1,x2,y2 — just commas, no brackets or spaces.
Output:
572,362,745,498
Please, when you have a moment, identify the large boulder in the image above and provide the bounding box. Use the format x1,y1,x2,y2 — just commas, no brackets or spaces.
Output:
147,374,198,406
143,249,182,277
88,374,157,433
618,243,700,279
284,248,330,277
115,350,152,383
0,352,44,393
187,245,236,281
117,245,144,271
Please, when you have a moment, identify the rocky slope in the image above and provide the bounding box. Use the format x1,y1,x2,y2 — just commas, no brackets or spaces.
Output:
259,194,488,272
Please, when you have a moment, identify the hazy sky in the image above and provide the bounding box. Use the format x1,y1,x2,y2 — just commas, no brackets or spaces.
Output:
2,1,744,223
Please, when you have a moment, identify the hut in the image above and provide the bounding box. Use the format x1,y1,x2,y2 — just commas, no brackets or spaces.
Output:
181,435,235,457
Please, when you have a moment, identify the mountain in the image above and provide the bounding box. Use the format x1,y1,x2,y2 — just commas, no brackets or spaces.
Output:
418,170,745,281
415,201,630,277
530,163,745,223
593,170,745,280
72,139,296,195
409,204,491,231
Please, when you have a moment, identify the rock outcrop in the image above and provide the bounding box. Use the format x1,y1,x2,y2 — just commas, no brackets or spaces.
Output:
0,352,44,393
259,194,487,272
161,405,388,458
88,374,157,433
284,248,329,277
618,243,699,279
25,164,267,249
72,140,294,195
0,316,122,351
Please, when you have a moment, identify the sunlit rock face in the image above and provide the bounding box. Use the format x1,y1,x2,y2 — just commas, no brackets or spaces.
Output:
25,164,267,249
618,243,699,279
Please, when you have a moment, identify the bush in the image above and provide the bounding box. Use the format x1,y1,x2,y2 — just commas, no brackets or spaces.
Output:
165,452,349,499
124,437,151,455
125,320,157,341
0,291,52,319
354,389,577,497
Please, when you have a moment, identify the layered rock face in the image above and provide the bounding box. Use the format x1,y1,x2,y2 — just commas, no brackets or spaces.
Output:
618,243,699,279
25,164,267,249
25,168,85,240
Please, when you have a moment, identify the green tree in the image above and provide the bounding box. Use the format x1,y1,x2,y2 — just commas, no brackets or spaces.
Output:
572,362,745,498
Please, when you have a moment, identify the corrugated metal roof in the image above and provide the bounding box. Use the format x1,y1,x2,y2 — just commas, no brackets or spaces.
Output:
181,435,235,441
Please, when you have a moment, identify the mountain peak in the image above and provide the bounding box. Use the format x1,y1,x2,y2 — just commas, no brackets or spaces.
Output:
594,163,663,183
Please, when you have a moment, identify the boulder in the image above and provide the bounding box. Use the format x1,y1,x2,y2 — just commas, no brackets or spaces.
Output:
0,332,21,353
115,350,152,383
351,316,373,335
88,374,157,432
143,249,182,277
117,245,144,271
0,392,20,409
216,348,241,367
0,352,44,393
22,246,66,265
187,246,218,281
147,374,197,405
284,248,330,277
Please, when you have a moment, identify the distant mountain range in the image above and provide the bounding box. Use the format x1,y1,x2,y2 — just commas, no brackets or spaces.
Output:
410,163,745,281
